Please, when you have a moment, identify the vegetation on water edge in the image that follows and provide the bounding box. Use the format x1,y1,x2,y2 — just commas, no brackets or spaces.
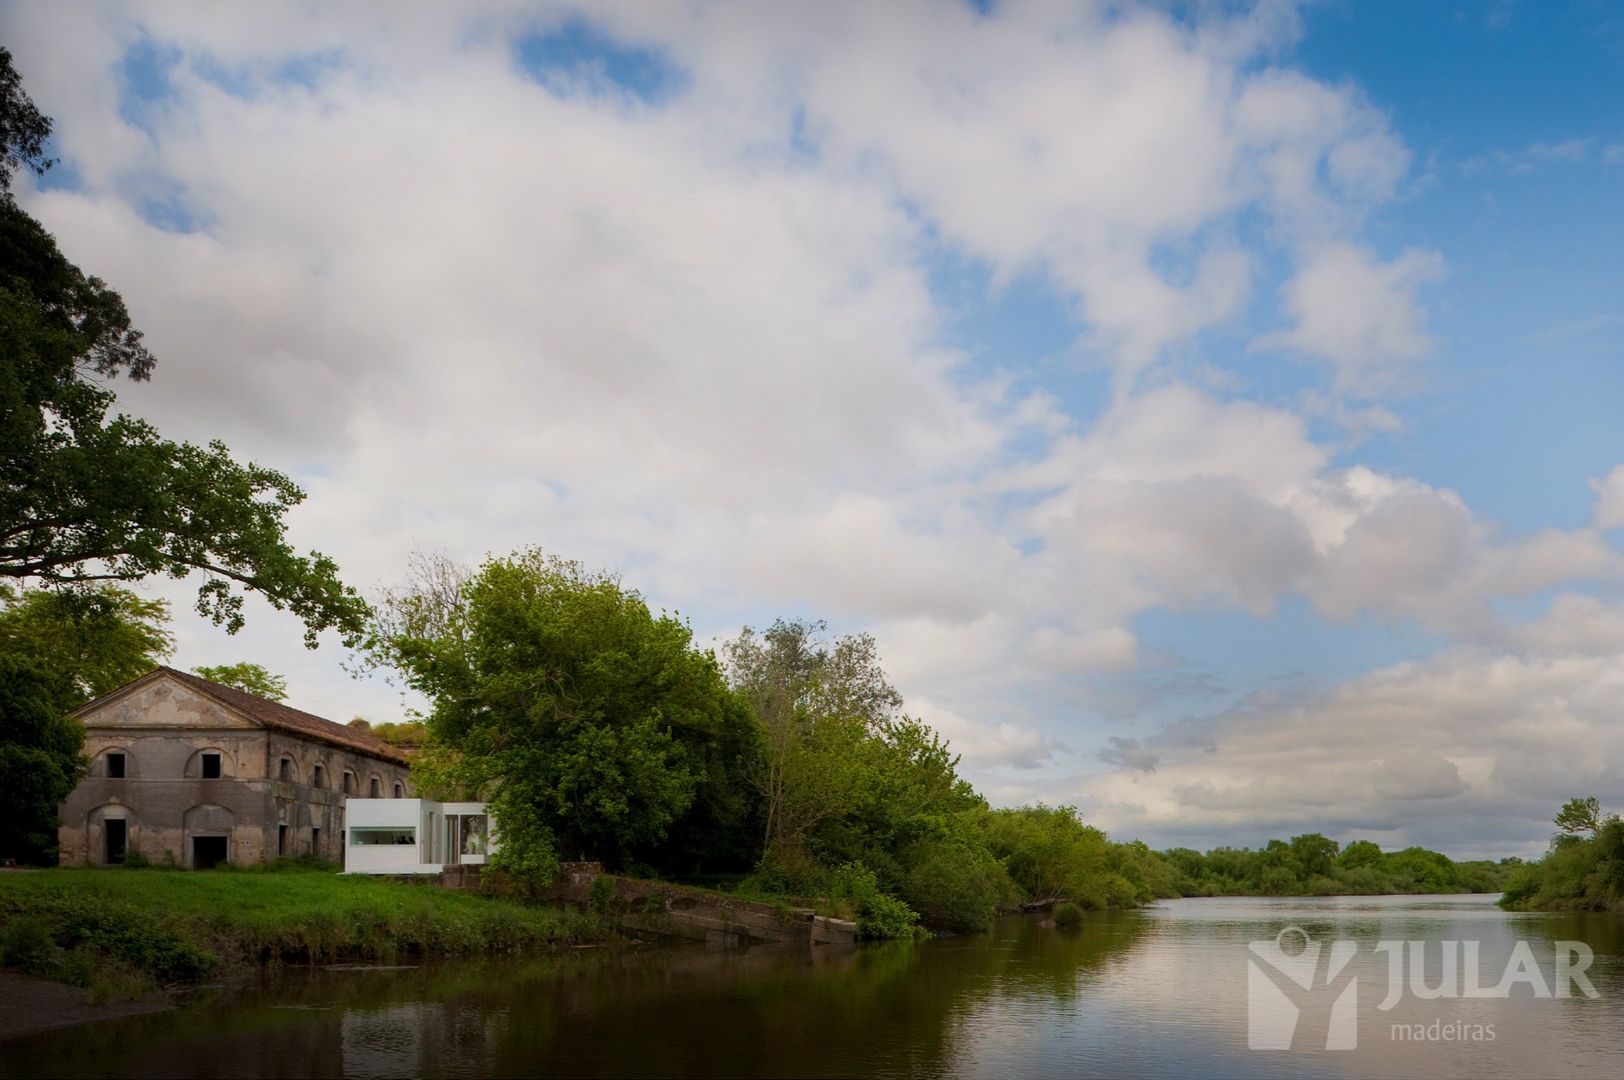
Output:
360,554,1527,939
0,866,609,993
1158,836,1517,898
1500,797,1624,911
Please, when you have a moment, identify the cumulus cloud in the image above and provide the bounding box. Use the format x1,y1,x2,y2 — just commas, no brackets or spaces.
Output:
1259,244,1445,395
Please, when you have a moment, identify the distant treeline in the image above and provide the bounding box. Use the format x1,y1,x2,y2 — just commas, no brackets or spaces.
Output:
1153,836,1518,898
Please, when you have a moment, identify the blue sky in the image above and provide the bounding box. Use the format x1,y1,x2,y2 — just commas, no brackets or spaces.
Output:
5,0,1623,856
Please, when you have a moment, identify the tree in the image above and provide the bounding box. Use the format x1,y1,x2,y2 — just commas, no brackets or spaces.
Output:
365,548,745,879
0,48,367,646
192,662,287,702
0,584,172,711
723,619,903,870
1337,839,1383,870
1555,796,1606,837
1289,833,1339,878
0,654,86,863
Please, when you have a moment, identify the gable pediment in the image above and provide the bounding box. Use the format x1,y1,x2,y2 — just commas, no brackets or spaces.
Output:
77,673,261,732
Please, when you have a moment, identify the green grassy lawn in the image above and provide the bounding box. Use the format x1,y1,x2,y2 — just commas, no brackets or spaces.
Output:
0,867,608,989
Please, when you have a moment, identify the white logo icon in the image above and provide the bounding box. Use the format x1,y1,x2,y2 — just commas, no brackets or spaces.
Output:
1247,926,1359,1050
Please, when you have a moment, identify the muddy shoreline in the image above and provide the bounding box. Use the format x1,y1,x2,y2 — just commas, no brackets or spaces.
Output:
0,972,171,1040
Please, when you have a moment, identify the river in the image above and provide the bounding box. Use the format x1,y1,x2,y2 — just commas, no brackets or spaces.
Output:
4,894,1622,1078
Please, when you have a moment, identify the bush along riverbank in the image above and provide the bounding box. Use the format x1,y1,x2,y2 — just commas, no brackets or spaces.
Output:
1499,798,1624,911
0,865,610,997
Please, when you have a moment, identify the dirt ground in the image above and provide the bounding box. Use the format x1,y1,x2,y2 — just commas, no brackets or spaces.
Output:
0,971,171,1040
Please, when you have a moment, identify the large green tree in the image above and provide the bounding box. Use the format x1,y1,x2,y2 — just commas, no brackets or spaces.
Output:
366,549,751,879
0,48,366,646
723,619,906,869
0,584,172,711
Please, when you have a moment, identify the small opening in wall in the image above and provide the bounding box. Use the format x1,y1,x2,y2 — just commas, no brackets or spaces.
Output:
278,824,289,856
311,826,321,856
369,776,381,797
202,752,222,779
313,764,325,789
343,771,356,795
105,819,127,864
393,782,403,798
106,752,126,779
279,757,293,782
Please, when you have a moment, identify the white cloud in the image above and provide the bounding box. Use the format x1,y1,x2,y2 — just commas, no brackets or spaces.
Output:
1259,243,1445,395
1083,649,1624,856
1590,465,1624,530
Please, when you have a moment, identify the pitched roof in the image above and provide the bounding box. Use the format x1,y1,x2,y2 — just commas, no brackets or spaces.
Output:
82,666,411,766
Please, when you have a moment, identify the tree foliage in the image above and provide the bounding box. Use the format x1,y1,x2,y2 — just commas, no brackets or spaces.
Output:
1502,798,1624,911
364,549,748,880
0,584,172,712
0,48,366,646
1554,795,1606,837
723,619,909,868
0,654,86,863
192,662,287,702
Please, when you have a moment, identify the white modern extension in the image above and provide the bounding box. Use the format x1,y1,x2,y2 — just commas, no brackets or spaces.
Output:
343,798,494,874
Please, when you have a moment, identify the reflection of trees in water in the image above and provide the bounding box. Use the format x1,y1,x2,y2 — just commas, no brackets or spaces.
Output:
0,915,1153,1079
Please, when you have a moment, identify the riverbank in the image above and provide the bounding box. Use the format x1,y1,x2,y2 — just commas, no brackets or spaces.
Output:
0,971,171,1039
0,868,610,997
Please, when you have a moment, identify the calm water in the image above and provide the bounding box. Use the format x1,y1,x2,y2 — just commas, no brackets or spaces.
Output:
5,894,1624,1078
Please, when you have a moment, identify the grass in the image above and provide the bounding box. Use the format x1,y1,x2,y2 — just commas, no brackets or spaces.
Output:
0,867,610,992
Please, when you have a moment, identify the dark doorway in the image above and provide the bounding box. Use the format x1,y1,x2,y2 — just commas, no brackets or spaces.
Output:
105,819,127,864
193,836,228,869
278,824,289,856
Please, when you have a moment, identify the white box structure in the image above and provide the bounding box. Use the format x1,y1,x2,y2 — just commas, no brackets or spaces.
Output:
343,798,494,874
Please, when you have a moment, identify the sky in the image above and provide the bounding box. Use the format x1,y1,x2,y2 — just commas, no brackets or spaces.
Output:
5,0,1623,858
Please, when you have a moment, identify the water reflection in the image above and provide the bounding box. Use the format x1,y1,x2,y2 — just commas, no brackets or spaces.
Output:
3,895,1621,1078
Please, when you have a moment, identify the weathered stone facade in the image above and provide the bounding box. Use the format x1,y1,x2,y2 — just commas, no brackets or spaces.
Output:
58,667,412,869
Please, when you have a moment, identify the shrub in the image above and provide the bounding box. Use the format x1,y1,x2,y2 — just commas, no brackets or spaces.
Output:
856,892,919,940
901,840,1004,933
1052,901,1083,929
0,916,59,975
588,874,615,914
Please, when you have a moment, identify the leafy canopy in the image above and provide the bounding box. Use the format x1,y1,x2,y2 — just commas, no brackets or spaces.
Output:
366,549,742,880
0,48,366,646
192,662,288,702
0,584,172,712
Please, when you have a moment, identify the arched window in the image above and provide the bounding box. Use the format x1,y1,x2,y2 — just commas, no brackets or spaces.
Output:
392,781,404,798
369,775,381,798
313,764,326,789
278,756,295,782
342,770,356,795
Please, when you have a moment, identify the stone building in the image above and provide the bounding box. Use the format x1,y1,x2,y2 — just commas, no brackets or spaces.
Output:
58,666,412,868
